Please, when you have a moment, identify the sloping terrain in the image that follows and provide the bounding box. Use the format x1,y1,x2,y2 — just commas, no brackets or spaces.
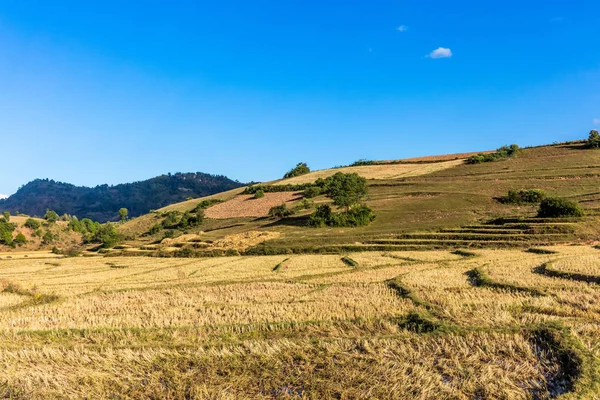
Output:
0,172,245,222
119,142,600,254
277,159,464,184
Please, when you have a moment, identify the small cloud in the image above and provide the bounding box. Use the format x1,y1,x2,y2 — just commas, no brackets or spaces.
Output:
428,47,453,59
397,25,408,32
594,118,600,126
0,194,7,200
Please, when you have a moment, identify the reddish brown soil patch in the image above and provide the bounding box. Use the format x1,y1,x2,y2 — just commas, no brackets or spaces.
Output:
205,193,302,219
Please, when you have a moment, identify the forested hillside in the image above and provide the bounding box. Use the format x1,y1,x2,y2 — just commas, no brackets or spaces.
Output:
0,173,244,222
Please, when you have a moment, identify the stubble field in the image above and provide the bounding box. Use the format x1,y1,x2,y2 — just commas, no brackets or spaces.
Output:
1,246,600,398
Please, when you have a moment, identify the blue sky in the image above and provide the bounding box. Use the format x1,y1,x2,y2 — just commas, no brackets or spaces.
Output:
1,1,599,196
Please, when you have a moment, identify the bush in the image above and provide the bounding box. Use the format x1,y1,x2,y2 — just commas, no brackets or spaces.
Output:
537,197,584,218
0,220,15,245
588,130,600,149
350,159,376,166
24,218,41,230
92,223,121,248
466,144,521,164
501,189,547,204
303,186,322,198
308,204,375,227
254,189,265,199
44,210,59,223
13,233,27,246
42,231,55,244
283,162,310,179
295,198,314,211
2,211,10,222
268,204,294,219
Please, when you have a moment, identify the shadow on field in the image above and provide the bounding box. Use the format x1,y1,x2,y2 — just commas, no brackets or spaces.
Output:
263,215,311,228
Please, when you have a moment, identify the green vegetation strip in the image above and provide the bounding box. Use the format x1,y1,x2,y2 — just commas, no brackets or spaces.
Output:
533,263,600,285
466,267,546,296
1,281,60,309
272,258,290,272
525,248,559,255
341,256,358,267
452,249,479,257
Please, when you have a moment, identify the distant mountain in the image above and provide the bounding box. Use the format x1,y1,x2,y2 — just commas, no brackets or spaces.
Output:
0,173,245,222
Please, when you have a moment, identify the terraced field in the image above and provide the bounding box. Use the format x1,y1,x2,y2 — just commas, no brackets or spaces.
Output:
1,246,600,398
119,143,600,254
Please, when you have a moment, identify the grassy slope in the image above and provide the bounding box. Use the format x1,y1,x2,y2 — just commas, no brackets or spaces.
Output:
121,142,600,250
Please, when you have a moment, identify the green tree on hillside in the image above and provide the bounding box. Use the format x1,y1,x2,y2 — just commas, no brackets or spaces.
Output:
118,208,129,223
13,233,27,246
588,130,600,149
325,173,368,212
284,163,310,179
44,210,59,223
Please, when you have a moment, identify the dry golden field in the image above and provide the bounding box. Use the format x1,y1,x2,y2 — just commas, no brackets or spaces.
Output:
276,159,464,184
1,246,600,398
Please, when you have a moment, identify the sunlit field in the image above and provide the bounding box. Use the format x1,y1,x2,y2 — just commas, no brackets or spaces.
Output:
1,246,600,398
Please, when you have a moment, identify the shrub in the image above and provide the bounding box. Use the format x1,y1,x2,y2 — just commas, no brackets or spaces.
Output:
44,210,59,223
308,204,375,227
303,186,322,198
192,199,223,213
13,233,27,246
92,223,121,248
268,204,294,219
538,197,584,218
254,189,265,199
42,231,55,244
307,205,333,227
283,162,310,179
466,144,520,164
350,159,376,166
2,211,10,222
295,198,314,211
588,130,600,149
24,218,41,230
501,189,547,204
0,220,15,245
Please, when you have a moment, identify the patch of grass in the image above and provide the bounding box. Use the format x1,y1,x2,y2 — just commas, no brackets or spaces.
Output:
272,258,290,272
525,247,559,255
533,262,600,285
107,262,128,269
466,267,546,296
341,256,359,267
452,249,479,257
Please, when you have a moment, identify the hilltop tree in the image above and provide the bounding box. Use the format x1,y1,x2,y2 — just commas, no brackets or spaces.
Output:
588,130,600,149
284,163,310,179
118,208,129,223
44,210,59,223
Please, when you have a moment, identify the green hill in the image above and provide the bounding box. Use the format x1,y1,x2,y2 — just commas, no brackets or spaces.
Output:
118,141,600,255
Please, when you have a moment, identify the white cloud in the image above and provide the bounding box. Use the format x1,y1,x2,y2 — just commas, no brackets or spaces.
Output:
594,118,600,126
428,47,453,59
0,194,7,200
397,25,408,32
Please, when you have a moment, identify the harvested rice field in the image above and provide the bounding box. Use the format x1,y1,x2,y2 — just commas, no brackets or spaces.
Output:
277,159,464,184
1,246,600,398
204,192,302,219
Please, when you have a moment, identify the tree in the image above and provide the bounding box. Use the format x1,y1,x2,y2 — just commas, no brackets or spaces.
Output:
44,210,59,223
588,130,600,149
93,223,121,248
254,189,265,199
118,208,129,223
268,204,294,219
2,211,10,222
283,163,310,179
325,173,368,211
